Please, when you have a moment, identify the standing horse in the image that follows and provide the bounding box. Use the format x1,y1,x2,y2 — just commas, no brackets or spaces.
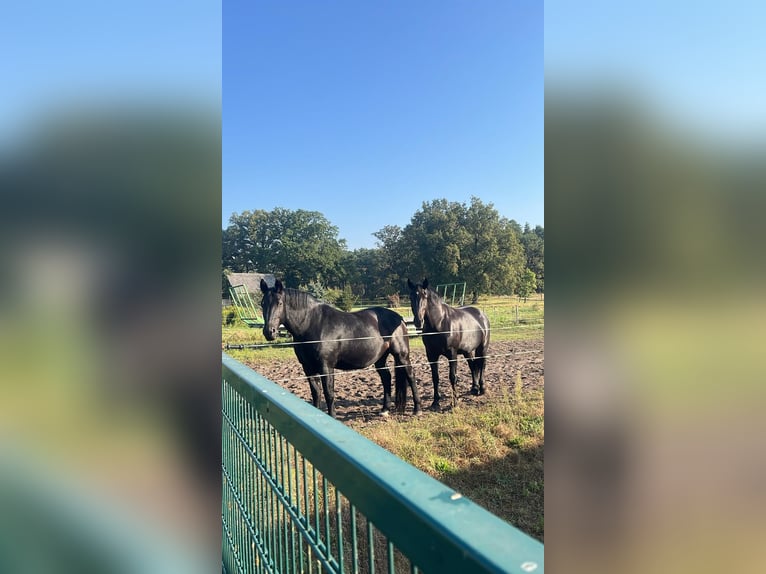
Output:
407,278,490,409
260,279,421,418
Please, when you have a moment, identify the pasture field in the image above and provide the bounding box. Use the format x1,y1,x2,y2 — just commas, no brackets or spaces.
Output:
222,293,544,352
222,294,544,541
352,383,544,541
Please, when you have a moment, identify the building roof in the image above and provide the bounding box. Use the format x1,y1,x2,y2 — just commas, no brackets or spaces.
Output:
225,272,276,294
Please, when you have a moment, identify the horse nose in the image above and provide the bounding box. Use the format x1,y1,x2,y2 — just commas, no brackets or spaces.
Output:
263,326,276,341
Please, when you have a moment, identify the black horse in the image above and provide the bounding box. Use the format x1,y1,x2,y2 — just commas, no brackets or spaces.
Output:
407,278,490,409
260,279,421,418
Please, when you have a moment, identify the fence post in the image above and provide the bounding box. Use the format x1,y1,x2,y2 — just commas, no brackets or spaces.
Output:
515,304,519,324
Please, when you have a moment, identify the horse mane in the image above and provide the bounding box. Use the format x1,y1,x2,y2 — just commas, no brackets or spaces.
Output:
284,287,321,308
426,285,445,305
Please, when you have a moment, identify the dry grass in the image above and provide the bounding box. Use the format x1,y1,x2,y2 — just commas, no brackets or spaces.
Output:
349,388,544,541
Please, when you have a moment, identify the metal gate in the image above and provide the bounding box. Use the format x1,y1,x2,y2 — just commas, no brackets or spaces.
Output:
222,354,543,574
228,284,264,328
435,283,466,306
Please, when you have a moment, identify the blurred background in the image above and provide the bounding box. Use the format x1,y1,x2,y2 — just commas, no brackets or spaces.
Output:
3,1,765,572
0,1,221,572
545,1,766,573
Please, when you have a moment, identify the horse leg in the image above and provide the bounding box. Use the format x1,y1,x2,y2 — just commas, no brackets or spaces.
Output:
425,348,442,410
319,368,336,418
388,331,421,415
300,364,322,408
466,352,481,395
374,356,393,415
393,352,421,416
421,342,442,409
447,351,459,407
404,359,422,415
476,344,487,395
309,376,322,406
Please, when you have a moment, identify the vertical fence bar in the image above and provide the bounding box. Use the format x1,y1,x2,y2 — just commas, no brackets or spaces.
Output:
367,519,375,574
274,433,283,574
302,457,312,574
253,408,261,574
322,477,331,566
261,415,271,573
253,411,263,574
350,505,359,574
280,434,289,574
241,394,252,574
243,398,252,574
270,426,280,574
312,466,320,571
287,443,297,574
236,396,247,574
336,491,344,574
262,420,273,572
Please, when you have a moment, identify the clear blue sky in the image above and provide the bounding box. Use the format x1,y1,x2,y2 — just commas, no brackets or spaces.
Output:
223,0,544,250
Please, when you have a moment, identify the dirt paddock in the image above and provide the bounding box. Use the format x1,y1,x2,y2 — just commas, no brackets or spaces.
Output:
239,338,544,423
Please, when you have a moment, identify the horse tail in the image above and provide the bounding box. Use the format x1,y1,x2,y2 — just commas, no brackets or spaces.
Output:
394,360,408,414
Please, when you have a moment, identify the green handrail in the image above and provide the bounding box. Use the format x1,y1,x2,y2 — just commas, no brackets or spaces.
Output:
222,353,544,574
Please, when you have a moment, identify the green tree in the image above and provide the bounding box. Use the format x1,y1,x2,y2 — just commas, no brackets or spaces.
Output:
222,208,347,287
392,197,525,299
343,248,390,300
517,268,537,302
400,199,466,284
300,279,329,302
460,197,525,299
521,223,544,293
335,284,357,311
372,225,411,295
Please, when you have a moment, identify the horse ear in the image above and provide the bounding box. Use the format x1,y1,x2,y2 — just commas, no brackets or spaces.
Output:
275,279,284,293
260,278,269,293
407,278,415,290
422,278,429,289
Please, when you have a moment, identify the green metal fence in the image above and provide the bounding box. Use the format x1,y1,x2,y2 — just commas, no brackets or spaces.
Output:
222,353,544,574
435,282,466,306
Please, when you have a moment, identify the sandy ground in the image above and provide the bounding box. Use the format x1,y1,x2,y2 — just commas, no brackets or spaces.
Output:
238,338,544,422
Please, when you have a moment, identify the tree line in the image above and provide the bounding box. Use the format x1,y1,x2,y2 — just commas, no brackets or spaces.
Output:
222,196,543,302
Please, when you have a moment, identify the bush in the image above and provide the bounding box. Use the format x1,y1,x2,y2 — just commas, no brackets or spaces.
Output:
335,284,357,311
323,288,340,306
301,279,328,302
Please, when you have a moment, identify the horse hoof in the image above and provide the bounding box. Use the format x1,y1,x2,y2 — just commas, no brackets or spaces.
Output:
429,402,441,412
470,387,480,396
380,410,390,417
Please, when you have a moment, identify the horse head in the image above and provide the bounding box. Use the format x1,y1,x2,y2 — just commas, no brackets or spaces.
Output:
260,278,285,341
407,277,431,330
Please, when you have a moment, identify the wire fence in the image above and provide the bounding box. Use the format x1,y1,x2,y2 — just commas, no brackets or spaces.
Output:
223,321,543,393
